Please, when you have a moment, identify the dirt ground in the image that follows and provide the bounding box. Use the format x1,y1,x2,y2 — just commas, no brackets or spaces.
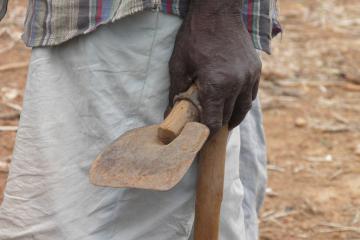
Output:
0,0,359,239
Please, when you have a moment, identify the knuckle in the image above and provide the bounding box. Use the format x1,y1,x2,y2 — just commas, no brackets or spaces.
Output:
245,56,262,80
200,107,223,133
251,58,262,79
207,121,222,133
198,85,218,102
241,102,253,113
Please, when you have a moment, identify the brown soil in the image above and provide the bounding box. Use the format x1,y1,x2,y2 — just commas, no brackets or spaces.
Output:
0,0,359,239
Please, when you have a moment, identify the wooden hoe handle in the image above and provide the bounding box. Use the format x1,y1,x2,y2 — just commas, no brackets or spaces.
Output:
158,84,199,144
194,125,229,240
158,84,229,240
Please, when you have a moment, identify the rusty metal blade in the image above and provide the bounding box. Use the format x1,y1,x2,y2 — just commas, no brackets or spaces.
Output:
89,122,209,191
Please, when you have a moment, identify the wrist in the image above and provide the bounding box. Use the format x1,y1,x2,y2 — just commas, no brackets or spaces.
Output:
189,0,243,16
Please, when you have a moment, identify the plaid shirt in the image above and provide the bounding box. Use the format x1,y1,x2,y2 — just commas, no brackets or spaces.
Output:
0,0,280,54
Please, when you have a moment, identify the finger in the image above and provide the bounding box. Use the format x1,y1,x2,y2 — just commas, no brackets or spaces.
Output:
168,55,192,108
222,96,237,126
199,86,225,134
228,93,253,130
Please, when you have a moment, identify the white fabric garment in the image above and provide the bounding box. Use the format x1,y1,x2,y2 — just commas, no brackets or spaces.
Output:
0,11,267,240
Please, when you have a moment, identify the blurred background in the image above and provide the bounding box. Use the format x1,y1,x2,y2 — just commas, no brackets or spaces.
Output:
0,0,359,239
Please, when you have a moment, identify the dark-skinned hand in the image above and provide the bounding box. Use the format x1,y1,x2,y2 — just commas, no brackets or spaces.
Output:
167,0,262,134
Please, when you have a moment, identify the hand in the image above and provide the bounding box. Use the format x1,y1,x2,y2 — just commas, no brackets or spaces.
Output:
167,1,262,134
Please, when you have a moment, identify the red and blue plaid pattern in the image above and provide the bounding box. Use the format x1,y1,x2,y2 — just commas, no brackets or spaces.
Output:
1,0,280,54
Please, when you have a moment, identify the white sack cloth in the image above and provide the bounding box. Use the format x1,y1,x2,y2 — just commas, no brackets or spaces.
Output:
0,11,267,240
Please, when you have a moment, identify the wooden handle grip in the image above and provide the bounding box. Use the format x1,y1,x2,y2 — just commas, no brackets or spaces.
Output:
194,125,229,240
158,84,199,144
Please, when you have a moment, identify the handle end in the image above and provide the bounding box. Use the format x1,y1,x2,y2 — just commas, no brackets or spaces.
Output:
157,128,177,145
158,84,200,144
